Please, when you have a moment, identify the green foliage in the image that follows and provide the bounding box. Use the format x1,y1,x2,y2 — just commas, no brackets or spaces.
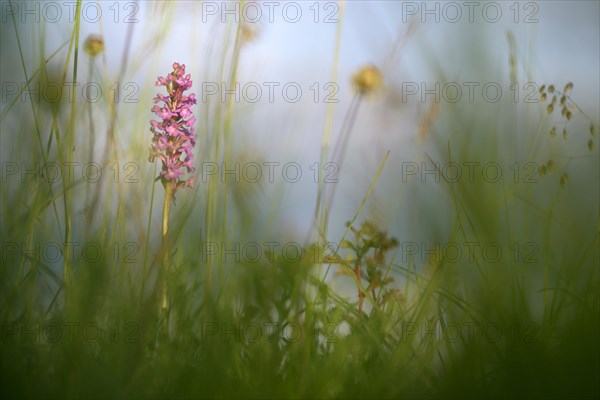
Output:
1,3,599,400
337,220,400,313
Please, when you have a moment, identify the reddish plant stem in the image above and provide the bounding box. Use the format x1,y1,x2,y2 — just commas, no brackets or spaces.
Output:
356,260,364,313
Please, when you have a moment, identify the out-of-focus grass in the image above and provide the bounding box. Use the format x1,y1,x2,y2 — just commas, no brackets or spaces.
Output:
1,1,599,399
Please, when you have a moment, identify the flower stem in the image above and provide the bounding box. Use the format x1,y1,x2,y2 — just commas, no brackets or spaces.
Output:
161,180,174,332
355,259,364,314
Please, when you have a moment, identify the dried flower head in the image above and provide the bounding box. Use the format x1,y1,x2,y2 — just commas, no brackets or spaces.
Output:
564,82,574,93
149,62,197,194
565,110,572,120
352,65,383,95
560,95,567,106
84,34,104,57
240,22,261,43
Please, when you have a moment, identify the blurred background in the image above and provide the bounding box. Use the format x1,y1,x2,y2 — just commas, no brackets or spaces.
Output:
1,1,599,398
1,0,598,234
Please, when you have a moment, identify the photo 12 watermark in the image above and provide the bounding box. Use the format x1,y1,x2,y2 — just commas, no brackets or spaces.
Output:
199,161,340,184
0,321,139,345
198,240,539,265
1,241,140,265
1,1,140,24
399,161,543,184
200,81,339,104
398,320,539,344
399,2,539,24
1,81,139,105
1,162,140,184
199,321,341,344
199,1,340,24
401,81,545,104
397,241,539,264
197,319,539,345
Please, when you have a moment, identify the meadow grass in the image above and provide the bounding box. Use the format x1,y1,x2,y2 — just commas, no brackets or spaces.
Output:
1,1,599,398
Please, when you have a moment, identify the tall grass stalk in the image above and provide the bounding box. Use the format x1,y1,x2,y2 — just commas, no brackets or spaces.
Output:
311,0,345,247
62,0,82,313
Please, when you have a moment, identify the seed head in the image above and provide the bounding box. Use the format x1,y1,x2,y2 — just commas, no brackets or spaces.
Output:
84,34,104,57
560,95,567,106
564,82,573,93
352,65,383,95
566,110,572,120
240,22,260,43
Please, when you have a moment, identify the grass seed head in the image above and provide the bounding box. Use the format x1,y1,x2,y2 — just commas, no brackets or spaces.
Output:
352,65,383,95
566,110,572,120
84,34,104,57
564,82,574,92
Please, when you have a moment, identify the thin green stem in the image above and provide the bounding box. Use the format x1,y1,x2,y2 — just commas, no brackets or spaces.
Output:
319,150,391,287
85,59,95,217
310,0,345,247
220,14,243,286
161,180,174,332
63,0,82,315
325,95,362,213
141,163,158,304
